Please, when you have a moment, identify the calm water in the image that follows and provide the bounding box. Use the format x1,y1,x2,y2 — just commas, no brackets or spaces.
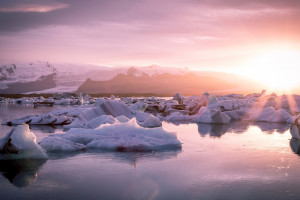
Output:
0,104,300,200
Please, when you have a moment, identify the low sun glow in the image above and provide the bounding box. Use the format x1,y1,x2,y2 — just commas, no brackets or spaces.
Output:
237,48,300,93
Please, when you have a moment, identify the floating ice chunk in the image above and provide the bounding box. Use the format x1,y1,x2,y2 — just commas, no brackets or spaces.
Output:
210,109,231,123
173,93,184,104
220,100,234,111
64,100,134,129
30,113,56,124
164,111,199,122
139,115,162,128
0,125,48,160
289,115,300,139
135,112,151,122
130,102,148,112
189,99,207,115
3,115,32,125
287,114,300,125
116,115,130,123
86,115,116,129
39,137,86,152
41,119,181,152
224,110,246,121
4,113,70,125
246,107,291,123
55,98,70,105
206,95,220,110
100,100,134,118
64,106,108,129
194,108,231,124
94,98,106,106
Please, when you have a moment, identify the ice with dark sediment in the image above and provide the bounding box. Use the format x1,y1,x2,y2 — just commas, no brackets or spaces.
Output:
0,124,48,160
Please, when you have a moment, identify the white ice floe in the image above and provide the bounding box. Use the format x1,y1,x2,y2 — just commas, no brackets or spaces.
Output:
0,124,48,159
3,113,70,125
64,100,135,129
85,115,116,129
100,99,134,118
129,102,148,112
164,111,199,122
4,92,298,128
39,119,181,152
194,108,231,124
94,98,106,106
139,115,162,128
245,107,291,123
39,137,86,152
206,95,221,110
173,93,184,104
116,115,130,123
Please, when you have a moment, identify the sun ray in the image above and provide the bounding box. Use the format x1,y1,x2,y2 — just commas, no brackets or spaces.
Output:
286,94,298,115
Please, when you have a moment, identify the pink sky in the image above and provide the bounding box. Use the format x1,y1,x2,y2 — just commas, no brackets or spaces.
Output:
0,0,300,72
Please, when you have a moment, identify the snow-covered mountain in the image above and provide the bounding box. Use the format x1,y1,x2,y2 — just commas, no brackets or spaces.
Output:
0,61,259,94
0,62,190,94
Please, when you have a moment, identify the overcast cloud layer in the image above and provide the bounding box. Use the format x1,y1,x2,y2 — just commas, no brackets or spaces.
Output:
0,0,300,71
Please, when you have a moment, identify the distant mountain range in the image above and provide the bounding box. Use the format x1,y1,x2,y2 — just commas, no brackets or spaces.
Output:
77,71,239,95
0,61,261,95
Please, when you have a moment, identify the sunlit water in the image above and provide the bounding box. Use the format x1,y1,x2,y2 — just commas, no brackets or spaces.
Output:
0,104,300,200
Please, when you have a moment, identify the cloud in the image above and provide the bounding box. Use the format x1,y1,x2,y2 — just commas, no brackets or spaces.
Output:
0,0,300,70
0,2,69,13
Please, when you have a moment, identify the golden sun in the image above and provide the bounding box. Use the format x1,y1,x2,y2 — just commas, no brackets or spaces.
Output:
238,49,300,93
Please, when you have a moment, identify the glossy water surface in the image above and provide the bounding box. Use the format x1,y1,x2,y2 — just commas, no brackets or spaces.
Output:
0,104,299,200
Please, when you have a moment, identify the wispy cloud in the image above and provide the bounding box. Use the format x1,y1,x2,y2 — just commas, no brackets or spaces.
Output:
0,0,299,70
0,2,69,13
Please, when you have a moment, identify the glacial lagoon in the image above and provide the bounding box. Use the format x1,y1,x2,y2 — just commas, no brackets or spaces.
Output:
0,104,300,200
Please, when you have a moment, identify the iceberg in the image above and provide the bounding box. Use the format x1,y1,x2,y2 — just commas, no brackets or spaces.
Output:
245,107,291,123
85,115,116,129
39,119,181,152
139,115,162,128
64,99,135,129
289,115,300,139
39,137,86,152
0,125,48,160
173,93,184,104
194,108,231,124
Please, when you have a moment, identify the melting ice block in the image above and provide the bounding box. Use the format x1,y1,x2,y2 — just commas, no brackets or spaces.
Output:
64,99,135,129
85,115,116,129
194,108,231,124
245,107,291,123
139,115,162,128
289,115,300,139
40,119,181,152
39,137,86,152
0,124,48,160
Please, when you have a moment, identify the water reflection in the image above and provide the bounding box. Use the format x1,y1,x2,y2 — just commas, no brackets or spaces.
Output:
104,150,181,168
197,121,290,137
197,121,249,137
255,122,289,134
48,149,181,168
0,159,47,187
197,123,229,137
